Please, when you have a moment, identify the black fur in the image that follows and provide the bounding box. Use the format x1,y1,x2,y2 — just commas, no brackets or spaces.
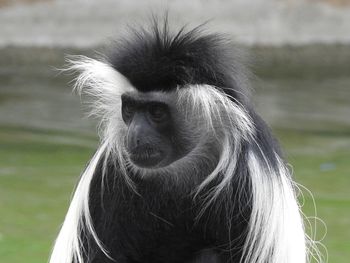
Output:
81,20,283,263
107,19,250,103
85,151,251,263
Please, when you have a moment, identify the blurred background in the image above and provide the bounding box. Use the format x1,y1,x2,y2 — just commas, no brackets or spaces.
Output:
0,0,349,262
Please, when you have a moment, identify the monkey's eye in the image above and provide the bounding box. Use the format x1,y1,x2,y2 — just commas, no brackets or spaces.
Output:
122,102,136,120
148,104,168,122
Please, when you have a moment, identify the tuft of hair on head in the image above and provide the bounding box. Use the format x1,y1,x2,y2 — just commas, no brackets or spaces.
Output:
106,16,252,104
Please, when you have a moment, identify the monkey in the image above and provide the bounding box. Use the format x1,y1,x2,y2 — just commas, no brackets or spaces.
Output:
49,19,320,263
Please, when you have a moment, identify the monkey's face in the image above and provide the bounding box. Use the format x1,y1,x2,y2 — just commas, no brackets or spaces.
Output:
121,91,194,169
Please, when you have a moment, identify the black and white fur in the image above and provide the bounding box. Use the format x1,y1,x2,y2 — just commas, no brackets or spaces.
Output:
50,20,321,263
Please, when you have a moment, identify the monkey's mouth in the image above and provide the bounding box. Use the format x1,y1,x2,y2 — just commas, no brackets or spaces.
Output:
128,146,163,168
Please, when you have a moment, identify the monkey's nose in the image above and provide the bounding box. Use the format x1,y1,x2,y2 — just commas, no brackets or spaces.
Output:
127,113,150,150
127,129,143,151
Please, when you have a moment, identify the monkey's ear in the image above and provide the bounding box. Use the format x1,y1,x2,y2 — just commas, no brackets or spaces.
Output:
64,55,135,119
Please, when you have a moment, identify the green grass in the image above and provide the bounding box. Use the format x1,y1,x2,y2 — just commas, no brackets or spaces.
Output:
0,126,97,262
277,128,350,262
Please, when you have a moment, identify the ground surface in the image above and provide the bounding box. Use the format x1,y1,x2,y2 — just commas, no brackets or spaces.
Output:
0,45,349,262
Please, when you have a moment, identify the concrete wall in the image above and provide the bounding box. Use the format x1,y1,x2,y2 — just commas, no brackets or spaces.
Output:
0,0,350,47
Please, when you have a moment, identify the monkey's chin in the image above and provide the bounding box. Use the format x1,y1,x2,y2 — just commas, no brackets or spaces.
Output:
129,151,163,168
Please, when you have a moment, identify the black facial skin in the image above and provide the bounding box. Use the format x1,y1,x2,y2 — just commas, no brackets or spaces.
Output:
121,92,189,168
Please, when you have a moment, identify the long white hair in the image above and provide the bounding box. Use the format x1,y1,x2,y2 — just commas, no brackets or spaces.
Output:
49,57,324,263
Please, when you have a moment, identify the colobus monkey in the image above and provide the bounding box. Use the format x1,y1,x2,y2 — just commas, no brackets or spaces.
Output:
50,20,320,263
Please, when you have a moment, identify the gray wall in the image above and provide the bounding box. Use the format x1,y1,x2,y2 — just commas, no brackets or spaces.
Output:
1,0,350,47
